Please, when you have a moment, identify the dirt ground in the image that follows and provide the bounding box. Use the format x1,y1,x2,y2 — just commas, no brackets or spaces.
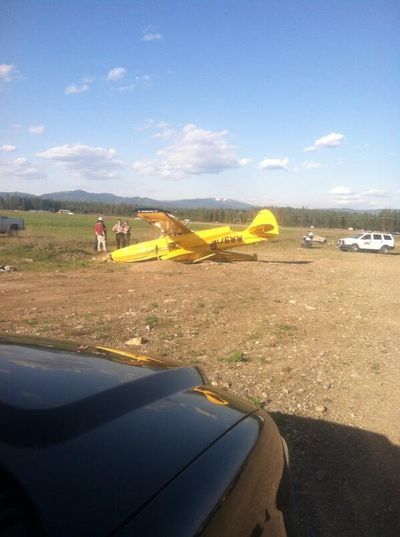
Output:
1,240,399,536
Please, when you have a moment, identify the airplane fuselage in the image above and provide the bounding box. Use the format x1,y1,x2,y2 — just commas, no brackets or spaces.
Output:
110,209,279,264
110,225,266,263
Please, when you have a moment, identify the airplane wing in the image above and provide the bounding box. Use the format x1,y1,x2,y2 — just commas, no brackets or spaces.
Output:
136,209,192,236
313,235,327,243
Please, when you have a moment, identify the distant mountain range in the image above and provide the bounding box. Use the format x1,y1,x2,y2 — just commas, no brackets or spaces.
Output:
0,190,255,210
1,191,395,213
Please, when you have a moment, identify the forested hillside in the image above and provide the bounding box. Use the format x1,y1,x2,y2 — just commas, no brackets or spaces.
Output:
1,194,399,231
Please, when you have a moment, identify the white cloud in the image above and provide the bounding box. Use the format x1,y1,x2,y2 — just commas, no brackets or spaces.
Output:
362,188,387,198
330,189,365,205
0,157,45,180
133,124,241,179
151,129,175,140
329,186,388,206
64,83,90,95
137,119,156,131
132,159,157,176
117,84,135,93
315,132,344,148
304,132,345,152
117,74,151,93
28,125,45,134
0,64,18,82
1,144,16,153
135,74,151,84
107,67,127,81
259,157,289,170
334,196,364,206
239,158,252,167
302,161,322,169
37,143,123,180
330,186,353,195
142,31,162,42
150,122,175,140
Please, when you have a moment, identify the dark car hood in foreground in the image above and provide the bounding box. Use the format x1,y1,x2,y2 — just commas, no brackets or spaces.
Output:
0,335,262,536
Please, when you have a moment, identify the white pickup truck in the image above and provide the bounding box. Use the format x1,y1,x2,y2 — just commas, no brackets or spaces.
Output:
337,232,395,254
0,215,25,236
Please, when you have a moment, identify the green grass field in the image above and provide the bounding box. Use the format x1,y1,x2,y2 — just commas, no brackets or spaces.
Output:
0,210,345,271
0,211,155,270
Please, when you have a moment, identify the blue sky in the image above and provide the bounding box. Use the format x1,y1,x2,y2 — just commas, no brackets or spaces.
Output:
1,0,399,208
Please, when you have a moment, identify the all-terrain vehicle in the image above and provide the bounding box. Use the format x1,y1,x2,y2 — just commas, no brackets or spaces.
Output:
301,233,313,248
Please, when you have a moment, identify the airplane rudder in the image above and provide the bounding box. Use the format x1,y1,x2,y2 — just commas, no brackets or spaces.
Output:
246,209,279,236
247,209,276,227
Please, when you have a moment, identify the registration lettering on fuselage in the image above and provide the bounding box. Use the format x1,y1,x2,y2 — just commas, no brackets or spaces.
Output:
210,236,243,249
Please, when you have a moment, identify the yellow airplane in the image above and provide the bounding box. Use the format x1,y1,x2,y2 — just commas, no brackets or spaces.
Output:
110,208,279,264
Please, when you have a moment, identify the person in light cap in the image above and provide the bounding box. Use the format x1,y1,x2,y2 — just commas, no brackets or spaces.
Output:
94,217,107,252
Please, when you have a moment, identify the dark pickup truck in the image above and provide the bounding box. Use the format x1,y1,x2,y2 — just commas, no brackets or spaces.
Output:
0,215,25,236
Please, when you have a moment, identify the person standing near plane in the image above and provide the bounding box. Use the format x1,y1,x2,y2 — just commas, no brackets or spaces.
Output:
123,220,131,246
94,217,107,252
112,219,125,249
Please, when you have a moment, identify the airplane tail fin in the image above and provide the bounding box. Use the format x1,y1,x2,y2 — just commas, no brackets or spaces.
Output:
245,209,279,238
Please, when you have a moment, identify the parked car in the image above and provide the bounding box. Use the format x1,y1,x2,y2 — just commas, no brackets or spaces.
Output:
0,215,25,236
0,335,296,537
337,232,395,254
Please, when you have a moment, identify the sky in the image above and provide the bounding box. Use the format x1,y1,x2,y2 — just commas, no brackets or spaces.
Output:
1,0,399,209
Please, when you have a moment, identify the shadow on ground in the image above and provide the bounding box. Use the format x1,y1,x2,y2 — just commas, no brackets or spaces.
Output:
271,413,400,537
258,260,313,265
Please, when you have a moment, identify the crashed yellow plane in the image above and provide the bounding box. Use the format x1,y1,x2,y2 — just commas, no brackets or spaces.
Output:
111,208,279,264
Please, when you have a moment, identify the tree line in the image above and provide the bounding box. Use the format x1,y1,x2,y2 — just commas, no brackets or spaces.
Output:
1,195,399,232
